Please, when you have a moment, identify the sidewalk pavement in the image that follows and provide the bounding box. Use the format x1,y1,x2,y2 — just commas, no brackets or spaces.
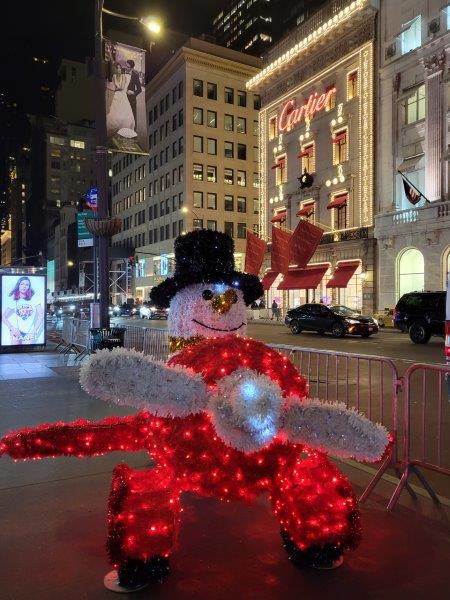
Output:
0,352,449,599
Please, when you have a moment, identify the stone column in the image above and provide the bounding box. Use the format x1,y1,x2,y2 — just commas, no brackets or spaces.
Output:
423,51,446,202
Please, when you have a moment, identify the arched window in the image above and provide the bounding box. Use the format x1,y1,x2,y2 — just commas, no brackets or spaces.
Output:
397,248,424,298
442,247,450,289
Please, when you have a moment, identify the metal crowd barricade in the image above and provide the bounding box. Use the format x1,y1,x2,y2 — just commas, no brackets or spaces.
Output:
55,318,75,354
386,362,450,510
123,326,145,352
71,319,90,360
142,327,169,361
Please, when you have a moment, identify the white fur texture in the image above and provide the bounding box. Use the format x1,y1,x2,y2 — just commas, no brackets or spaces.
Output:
79,347,209,417
208,368,283,453
281,398,389,462
168,283,247,339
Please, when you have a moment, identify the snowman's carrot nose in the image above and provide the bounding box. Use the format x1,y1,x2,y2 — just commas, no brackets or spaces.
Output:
211,289,238,314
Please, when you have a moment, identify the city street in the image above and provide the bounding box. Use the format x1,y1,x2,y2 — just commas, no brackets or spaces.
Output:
113,317,446,365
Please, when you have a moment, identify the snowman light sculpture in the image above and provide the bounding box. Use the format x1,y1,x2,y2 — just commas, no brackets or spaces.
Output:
0,230,388,592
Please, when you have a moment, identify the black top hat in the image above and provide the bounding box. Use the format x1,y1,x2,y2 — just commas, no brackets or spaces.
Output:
150,229,263,308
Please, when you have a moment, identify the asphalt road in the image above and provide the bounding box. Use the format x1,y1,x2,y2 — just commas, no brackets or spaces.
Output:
112,317,446,365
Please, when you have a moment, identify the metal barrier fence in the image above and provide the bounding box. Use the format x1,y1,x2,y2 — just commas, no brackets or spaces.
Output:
123,326,169,361
54,318,90,360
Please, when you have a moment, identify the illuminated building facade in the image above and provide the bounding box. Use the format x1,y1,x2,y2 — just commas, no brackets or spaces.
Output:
247,0,377,313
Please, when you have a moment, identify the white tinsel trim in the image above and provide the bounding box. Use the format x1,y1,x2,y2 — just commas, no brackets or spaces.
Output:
208,368,283,453
281,398,389,462
79,347,209,417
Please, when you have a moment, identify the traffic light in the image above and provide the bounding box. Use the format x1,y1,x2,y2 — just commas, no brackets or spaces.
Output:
128,255,135,267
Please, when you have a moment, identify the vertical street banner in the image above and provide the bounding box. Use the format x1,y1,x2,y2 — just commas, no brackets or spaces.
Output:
271,226,291,275
104,39,148,154
244,231,267,275
288,220,324,268
77,211,95,247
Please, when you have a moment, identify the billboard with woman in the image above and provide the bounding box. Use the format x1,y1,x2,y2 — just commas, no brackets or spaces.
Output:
1,275,46,347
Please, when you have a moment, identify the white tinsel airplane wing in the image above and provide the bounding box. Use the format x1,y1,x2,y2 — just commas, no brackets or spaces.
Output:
79,347,209,417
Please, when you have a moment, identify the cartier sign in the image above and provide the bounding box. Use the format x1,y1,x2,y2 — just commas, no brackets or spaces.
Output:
278,87,336,132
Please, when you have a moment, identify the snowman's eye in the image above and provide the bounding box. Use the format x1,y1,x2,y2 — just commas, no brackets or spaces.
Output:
202,289,213,300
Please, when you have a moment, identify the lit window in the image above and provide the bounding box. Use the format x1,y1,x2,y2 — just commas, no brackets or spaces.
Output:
224,114,234,132
70,139,85,149
253,197,259,214
50,136,65,146
404,85,425,124
224,168,234,185
193,218,203,230
237,170,246,186
237,117,246,134
399,16,422,55
269,115,277,139
193,163,203,181
300,143,315,174
332,130,348,164
297,201,315,222
274,156,287,185
347,71,358,100
207,165,217,182
252,172,259,188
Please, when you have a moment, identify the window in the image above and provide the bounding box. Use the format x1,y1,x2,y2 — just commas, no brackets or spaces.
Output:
224,114,234,131
172,86,177,103
298,200,315,222
160,225,165,241
224,168,234,184
225,141,234,158
178,81,183,98
172,114,177,131
347,71,358,100
237,117,246,134
51,160,61,169
300,143,315,173
179,109,184,126
193,163,203,180
335,203,347,229
193,191,204,208
160,200,165,216
207,138,217,155
70,139,85,149
398,249,425,297
193,135,203,153
179,164,184,182
165,94,169,111
178,137,184,153
274,156,287,185
225,87,234,103
225,194,234,211
326,85,336,110
153,105,158,120
193,218,203,230
160,99,164,114
207,193,217,209
400,16,422,55
50,135,65,146
165,172,171,188
237,222,246,238
193,79,203,96
207,220,217,231
207,82,217,100
404,85,426,124
149,205,153,220
172,141,177,158
207,110,217,127
237,143,246,160
173,221,178,237
332,130,348,164
237,90,246,107
252,172,259,188
237,170,246,187
253,94,261,110
193,107,203,125
253,120,259,136
224,221,234,237
253,197,259,214
172,167,177,185
165,223,170,239
173,194,178,211
237,196,246,213
207,165,217,182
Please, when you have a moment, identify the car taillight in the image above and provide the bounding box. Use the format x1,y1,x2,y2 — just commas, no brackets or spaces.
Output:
445,321,450,359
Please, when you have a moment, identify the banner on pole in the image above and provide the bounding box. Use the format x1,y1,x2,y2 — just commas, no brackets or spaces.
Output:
289,220,324,269
244,231,267,275
77,211,95,247
104,39,148,155
271,226,291,275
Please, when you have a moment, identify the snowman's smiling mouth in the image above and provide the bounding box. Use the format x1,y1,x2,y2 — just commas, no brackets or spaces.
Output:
192,319,246,332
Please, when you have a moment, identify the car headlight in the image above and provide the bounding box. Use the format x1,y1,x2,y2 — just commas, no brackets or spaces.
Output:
150,307,156,312
113,307,120,312
346,319,360,325
373,318,378,326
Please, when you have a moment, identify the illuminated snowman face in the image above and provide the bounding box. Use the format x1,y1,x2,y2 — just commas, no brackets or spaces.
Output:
168,283,247,339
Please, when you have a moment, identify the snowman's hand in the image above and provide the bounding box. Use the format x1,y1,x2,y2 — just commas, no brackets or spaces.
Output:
208,368,283,453
80,347,209,417
281,398,389,462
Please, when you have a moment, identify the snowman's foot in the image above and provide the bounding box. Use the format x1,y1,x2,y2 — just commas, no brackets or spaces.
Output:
104,556,171,593
280,529,344,570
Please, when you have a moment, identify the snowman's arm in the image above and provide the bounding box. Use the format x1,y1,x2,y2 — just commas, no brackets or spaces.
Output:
80,348,209,417
281,398,389,463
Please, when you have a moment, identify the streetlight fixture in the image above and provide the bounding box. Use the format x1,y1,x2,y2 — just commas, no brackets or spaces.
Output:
67,260,75,267
94,1,162,328
181,206,200,219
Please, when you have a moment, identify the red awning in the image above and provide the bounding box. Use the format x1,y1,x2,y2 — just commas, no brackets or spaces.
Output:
271,211,286,223
261,270,278,291
277,263,329,290
271,159,285,170
297,203,315,217
326,260,360,288
298,146,313,158
327,194,348,209
348,71,358,81
332,131,347,143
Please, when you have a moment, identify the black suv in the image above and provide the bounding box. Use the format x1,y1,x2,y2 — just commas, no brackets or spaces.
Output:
285,304,378,338
393,291,445,344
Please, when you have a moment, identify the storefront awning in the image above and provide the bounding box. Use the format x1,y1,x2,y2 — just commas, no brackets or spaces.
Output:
327,194,348,209
261,270,278,291
277,263,329,290
297,203,314,217
326,260,360,288
271,211,286,223
397,154,423,172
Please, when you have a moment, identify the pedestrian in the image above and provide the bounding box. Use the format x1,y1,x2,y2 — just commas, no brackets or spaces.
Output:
271,300,280,321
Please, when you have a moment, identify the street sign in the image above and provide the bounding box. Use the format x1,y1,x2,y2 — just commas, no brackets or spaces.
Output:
77,211,95,248
85,187,98,210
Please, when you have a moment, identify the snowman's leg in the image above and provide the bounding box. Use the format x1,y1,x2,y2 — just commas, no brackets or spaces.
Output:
106,463,181,589
270,451,361,569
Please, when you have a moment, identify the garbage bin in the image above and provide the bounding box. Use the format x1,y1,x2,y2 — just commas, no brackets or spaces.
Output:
90,327,126,352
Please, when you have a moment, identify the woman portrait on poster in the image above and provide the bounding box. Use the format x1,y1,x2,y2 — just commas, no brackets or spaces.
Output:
1,276,44,345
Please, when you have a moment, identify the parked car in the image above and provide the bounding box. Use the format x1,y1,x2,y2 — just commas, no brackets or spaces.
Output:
285,304,379,338
393,291,445,344
139,303,169,320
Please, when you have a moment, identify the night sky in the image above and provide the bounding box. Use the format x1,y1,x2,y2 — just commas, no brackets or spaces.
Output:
1,0,229,108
